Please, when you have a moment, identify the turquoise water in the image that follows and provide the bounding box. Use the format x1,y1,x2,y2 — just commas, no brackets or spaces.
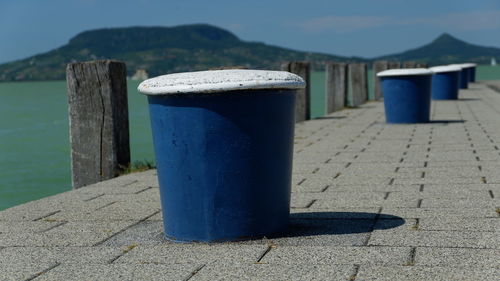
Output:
1,65,499,210
0,80,154,210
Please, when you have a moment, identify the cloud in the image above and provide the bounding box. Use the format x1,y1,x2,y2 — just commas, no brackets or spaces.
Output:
297,10,500,33
298,15,391,33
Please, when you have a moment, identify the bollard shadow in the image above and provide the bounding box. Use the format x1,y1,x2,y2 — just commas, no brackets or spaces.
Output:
269,212,405,238
429,120,465,124
314,116,346,120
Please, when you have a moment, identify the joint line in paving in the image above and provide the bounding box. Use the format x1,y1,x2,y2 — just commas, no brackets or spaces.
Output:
305,200,317,208
121,180,139,187
255,243,276,264
40,221,68,233
93,210,161,246
363,207,382,246
33,210,61,222
383,192,390,200
24,263,61,281
83,193,105,202
134,186,155,194
108,243,138,264
183,264,207,281
94,201,117,211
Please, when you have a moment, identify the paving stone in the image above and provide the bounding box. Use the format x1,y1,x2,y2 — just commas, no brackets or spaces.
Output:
0,259,59,281
389,190,491,199
332,176,392,186
191,264,355,281
421,198,499,208
326,184,420,192
0,230,118,247
415,247,500,267
392,177,483,185
418,217,500,232
291,197,315,208
0,246,124,264
292,176,333,193
115,244,267,265
46,220,138,237
0,221,61,233
368,230,499,248
45,202,161,221
101,221,165,246
380,207,498,219
261,246,412,265
356,265,500,281
313,197,418,208
423,183,500,191
34,263,199,281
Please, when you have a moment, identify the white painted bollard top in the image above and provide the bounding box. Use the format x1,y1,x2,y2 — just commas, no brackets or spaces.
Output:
449,63,477,69
429,65,462,73
377,68,434,77
138,69,306,95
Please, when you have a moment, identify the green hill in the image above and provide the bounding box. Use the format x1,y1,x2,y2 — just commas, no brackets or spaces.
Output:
376,33,500,65
0,24,362,81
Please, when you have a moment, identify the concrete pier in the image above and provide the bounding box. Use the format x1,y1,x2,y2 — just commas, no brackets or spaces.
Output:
1,82,499,280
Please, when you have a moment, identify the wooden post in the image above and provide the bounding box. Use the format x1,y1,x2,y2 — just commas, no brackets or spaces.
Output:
66,60,130,189
281,61,310,122
403,61,418,68
388,61,401,69
347,63,368,107
373,61,389,100
325,62,347,113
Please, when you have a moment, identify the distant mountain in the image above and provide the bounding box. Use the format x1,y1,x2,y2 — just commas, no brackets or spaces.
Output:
376,33,500,65
0,24,363,81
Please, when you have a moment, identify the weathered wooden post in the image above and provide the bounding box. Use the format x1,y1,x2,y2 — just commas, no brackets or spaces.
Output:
373,61,389,100
347,63,368,107
403,61,418,68
325,62,347,113
281,61,310,122
66,60,130,189
388,61,401,69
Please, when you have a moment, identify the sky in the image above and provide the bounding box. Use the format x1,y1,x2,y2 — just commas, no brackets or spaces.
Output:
1,0,500,64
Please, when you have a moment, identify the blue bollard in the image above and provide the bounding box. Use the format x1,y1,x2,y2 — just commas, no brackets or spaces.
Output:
467,63,477,82
430,66,462,100
457,66,469,89
138,69,305,242
377,69,433,124
452,63,476,89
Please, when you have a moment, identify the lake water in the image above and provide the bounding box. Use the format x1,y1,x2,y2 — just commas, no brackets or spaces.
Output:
1,66,499,210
